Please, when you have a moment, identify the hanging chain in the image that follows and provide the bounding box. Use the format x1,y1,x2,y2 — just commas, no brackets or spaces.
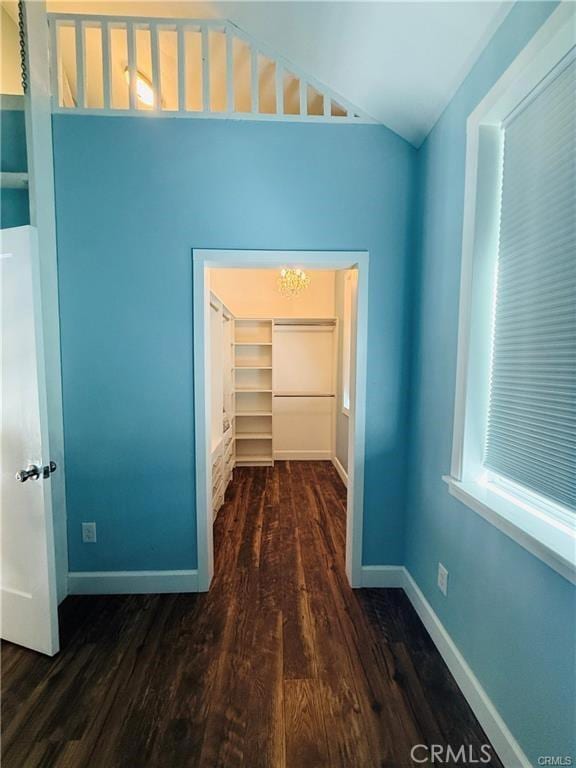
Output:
18,0,28,94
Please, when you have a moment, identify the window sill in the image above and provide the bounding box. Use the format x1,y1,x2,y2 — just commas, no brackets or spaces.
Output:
443,476,576,584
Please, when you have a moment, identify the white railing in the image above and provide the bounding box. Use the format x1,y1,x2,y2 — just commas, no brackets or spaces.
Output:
48,14,374,123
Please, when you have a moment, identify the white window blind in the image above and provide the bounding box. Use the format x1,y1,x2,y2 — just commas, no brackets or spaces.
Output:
484,57,576,512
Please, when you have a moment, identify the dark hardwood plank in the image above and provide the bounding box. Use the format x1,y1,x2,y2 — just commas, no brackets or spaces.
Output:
278,462,316,681
198,468,284,768
1,461,504,768
289,462,381,768
284,679,330,768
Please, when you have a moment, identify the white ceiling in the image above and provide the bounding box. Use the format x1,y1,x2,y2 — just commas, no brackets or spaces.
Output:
216,1,513,145
47,0,513,146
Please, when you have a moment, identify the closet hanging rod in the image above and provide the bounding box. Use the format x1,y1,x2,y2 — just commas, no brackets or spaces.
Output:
273,393,335,398
273,319,336,327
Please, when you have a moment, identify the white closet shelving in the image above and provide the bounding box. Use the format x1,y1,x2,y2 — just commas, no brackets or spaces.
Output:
273,319,336,460
211,311,337,474
234,319,274,466
210,293,235,517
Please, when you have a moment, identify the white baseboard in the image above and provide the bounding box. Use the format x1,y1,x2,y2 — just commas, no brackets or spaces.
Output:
401,568,530,768
274,451,332,460
360,565,404,587
66,559,527,766
359,565,529,767
332,455,348,487
68,569,199,595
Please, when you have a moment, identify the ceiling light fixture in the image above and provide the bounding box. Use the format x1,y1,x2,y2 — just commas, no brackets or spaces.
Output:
277,267,311,298
124,67,155,107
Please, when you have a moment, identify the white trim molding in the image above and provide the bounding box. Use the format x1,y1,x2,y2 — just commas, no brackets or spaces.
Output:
193,249,369,592
23,2,70,608
361,567,531,768
402,569,531,768
451,3,576,480
332,456,348,488
360,565,404,588
68,570,199,595
47,13,374,124
445,477,576,585
448,3,576,582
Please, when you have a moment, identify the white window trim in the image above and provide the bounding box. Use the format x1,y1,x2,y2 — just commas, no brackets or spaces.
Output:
447,3,576,585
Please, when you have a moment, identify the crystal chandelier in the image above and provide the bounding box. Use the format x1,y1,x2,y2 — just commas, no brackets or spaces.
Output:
277,267,311,298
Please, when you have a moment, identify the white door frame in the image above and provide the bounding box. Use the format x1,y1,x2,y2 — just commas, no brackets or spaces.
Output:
193,249,369,591
24,0,69,605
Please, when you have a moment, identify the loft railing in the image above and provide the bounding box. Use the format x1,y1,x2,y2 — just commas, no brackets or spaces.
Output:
48,14,374,123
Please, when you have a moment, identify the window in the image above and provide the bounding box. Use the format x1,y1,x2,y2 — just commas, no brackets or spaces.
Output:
342,271,354,415
447,5,576,584
484,58,575,512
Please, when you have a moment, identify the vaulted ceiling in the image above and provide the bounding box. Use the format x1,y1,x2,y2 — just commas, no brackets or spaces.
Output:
43,0,512,146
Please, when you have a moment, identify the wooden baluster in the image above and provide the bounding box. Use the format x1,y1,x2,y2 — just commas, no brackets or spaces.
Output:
275,63,283,116
300,80,307,117
251,46,259,114
202,25,210,112
75,20,85,108
127,22,136,110
150,23,160,110
178,25,186,112
101,21,110,110
226,26,234,114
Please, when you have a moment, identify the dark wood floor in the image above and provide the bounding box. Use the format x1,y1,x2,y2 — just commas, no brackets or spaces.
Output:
2,461,502,767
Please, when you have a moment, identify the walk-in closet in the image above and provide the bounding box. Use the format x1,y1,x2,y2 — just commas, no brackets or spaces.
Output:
208,267,356,519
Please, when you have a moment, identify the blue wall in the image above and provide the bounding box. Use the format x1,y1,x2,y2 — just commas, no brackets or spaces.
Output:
1,106,29,228
405,2,576,764
51,5,575,761
52,117,417,572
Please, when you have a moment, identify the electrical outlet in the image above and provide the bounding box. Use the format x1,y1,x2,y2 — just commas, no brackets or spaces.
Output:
82,522,97,543
437,562,448,596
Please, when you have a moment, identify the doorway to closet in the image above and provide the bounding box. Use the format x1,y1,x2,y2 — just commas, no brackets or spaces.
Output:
193,250,369,592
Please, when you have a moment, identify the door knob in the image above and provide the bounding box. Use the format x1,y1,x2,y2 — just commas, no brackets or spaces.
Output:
15,462,57,482
15,465,41,482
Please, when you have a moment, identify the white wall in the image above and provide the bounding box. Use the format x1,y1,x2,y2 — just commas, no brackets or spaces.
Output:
210,268,335,318
334,270,349,472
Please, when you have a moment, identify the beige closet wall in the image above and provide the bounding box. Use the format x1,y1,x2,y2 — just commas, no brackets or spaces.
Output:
209,268,335,318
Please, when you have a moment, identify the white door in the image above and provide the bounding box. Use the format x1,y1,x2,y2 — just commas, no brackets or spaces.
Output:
1,226,59,656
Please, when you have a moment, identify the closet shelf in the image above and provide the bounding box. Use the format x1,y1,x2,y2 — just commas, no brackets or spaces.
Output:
235,411,273,417
235,388,273,393
234,342,273,346
210,289,236,517
236,433,272,440
234,366,273,370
